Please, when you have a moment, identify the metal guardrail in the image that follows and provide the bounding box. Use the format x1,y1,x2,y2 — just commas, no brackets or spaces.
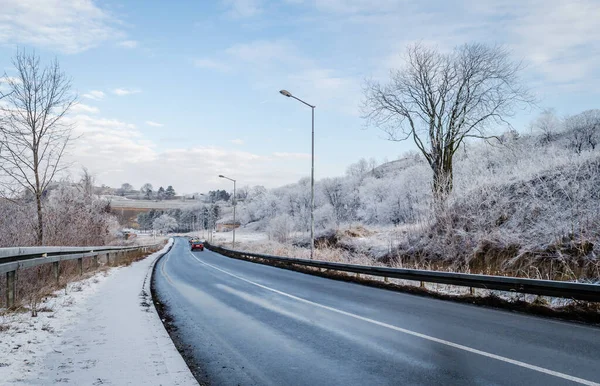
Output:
206,244,600,302
1,243,163,308
0,244,161,262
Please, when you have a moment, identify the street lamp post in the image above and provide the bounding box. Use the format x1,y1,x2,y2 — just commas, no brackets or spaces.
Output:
218,174,236,248
199,193,207,241
279,89,315,259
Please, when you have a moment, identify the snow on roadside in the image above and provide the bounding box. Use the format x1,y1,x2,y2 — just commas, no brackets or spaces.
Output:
0,239,197,385
0,268,117,380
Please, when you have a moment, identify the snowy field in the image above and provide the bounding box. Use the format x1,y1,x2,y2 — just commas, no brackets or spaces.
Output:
0,239,197,385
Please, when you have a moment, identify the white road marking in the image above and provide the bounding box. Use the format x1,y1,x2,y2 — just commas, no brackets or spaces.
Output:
187,249,599,386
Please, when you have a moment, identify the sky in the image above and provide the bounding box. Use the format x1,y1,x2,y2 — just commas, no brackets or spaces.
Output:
0,0,599,194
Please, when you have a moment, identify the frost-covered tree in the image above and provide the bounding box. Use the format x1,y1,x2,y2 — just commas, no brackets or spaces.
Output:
44,183,117,246
565,109,600,154
0,178,117,247
0,51,76,245
320,177,348,226
363,42,531,203
267,214,293,243
153,214,178,233
531,108,561,143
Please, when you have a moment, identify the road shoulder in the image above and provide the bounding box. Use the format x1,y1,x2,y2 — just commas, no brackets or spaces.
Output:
1,239,197,385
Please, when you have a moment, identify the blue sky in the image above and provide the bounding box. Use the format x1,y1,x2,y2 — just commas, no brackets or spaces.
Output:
1,0,599,193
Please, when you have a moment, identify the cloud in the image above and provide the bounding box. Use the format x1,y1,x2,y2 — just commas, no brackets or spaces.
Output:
334,0,600,90
146,121,164,127
112,88,141,96
222,0,263,18
72,103,99,114
1,76,21,84
302,0,401,13
64,113,309,192
117,40,138,48
193,58,231,72
225,40,306,67
505,0,600,86
197,39,358,113
273,152,311,160
230,139,244,145
193,40,303,74
82,90,105,100
0,0,122,53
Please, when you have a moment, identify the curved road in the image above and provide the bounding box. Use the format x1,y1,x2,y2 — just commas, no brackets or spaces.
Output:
154,237,600,385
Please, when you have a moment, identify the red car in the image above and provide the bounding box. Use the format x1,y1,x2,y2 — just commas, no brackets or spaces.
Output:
191,241,204,251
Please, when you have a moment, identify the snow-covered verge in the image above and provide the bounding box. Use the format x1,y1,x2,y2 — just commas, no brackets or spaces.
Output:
0,239,198,385
213,224,434,266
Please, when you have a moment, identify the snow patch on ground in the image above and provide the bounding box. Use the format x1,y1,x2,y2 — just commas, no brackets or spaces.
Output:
0,239,197,385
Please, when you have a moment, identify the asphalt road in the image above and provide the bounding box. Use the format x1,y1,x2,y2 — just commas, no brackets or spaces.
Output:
153,237,600,386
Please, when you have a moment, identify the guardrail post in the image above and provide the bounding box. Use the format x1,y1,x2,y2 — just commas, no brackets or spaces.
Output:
470,287,475,295
420,281,425,288
53,261,60,285
384,277,389,283
6,270,16,308
94,255,99,269
356,273,361,279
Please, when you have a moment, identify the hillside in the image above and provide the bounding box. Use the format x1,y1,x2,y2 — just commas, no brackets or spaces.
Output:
229,110,600,281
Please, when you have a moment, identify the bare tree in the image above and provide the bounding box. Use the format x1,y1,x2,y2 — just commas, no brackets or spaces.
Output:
116,182,133,196
362,43,531,203
531,108,561,143
565,109,600,154
0,51,76,245
140,183,153,199
78,168,95,198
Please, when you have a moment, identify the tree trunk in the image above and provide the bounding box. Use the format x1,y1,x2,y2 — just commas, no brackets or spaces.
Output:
33,145,44,245
432,156,453,205
35,192,43,245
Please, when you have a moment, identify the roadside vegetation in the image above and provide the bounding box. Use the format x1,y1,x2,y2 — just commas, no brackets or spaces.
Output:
203,43,599,284
223,116,600,282
0,51,120,248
